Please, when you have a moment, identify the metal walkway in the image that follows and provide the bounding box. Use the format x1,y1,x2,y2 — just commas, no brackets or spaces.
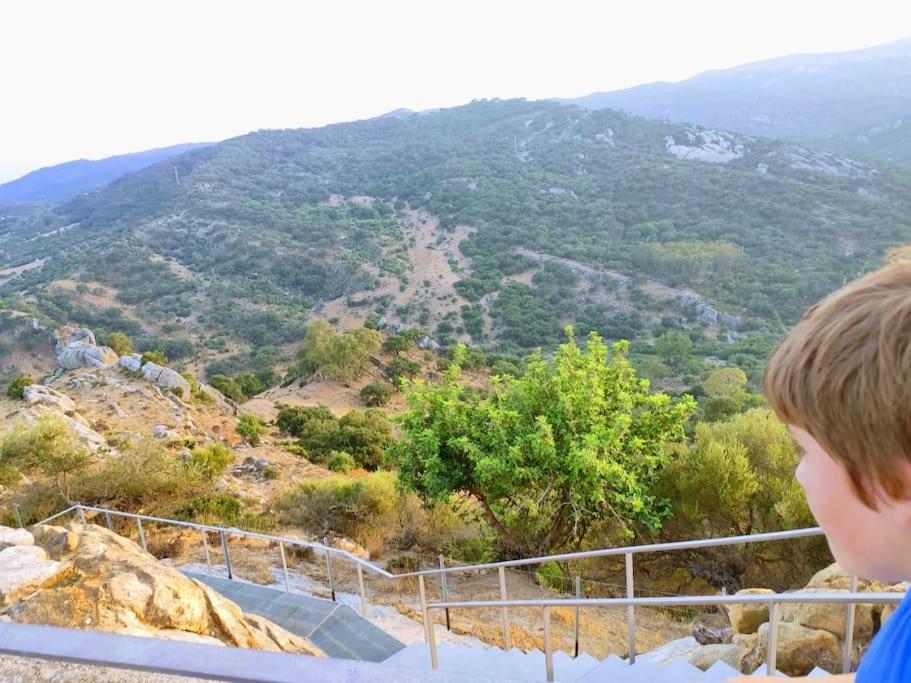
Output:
184,571,405,662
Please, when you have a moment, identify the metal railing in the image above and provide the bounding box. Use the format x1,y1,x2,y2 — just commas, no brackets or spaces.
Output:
24,503,899,681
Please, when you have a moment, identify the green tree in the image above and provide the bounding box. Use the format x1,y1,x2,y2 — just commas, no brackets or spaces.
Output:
654,331,693,370
702,368,748,398
236,413,267,446
105,332,134,356
6,375,32,399
187,442,234,478
382,334,412,356
297,320,382,385
360,381,392,406
392,329,696,557
141,350,168,366
236,373,264,398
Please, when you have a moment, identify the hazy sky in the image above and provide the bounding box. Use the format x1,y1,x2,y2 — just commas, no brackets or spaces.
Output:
1,0,910,182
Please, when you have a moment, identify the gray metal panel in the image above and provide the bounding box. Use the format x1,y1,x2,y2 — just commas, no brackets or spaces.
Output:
185,571,404,662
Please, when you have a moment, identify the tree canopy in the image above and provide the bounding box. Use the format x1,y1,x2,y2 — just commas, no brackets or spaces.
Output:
392,328,696,557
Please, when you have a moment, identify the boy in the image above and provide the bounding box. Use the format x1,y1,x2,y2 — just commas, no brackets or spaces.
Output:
758,261,911,681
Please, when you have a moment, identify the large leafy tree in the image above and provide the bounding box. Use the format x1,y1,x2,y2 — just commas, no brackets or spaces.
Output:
392,328,696,557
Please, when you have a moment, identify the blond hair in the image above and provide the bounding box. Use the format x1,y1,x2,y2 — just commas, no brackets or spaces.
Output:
764,261,911,505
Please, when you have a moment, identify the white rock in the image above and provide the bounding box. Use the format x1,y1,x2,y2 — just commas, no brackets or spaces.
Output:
0,545,64,606
0,527,35,551
22,385,76,413
152,424,179,440
118,354,143,372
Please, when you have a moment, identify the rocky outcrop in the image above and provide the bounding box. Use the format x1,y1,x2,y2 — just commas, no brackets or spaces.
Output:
728,588,774,634
752,621,841,675
55,327,118,371
0,544,66,607
22,385,76,414
0,523,322,656
141,362,191,395
118,353,143,372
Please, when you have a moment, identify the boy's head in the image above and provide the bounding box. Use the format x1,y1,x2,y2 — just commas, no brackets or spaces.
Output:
764,260,911,581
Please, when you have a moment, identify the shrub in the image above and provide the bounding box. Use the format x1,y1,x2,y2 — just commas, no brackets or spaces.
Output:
236,413,267,446
5,374,31,399
187,442,234,478
177,495,242,525
535,561,570,591
327,450,355,473
141,350,169,366
209,375,244,402
169,386,184,398
297,320,382,385
388,357,421,382
360,381,392,406
105,332,134,356
0,415,91,498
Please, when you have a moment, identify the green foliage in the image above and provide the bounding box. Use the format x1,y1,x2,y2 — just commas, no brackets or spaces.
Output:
0,415,91,498
235,373,264,398
180,372,213,404
382,334,412,355
187,441,234,478
388,357,421,383
6,375,31,399
392,330,696,557
535,561,570,590
297,321,382,385
209,375,244,403
177,494,242,526
104,332,134,356
141,350,168,366
360,381,392,406
702,368,749,397
327,450,356,473
275,404,391,470
236,413,267,446
654,331,693,370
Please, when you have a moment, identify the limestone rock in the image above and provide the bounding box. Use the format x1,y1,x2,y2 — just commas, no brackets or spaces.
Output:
781,588,873,641
142,362,191,395
0,527,35,551
118,354,143,372
4,523,322,656
152,424,179,440
728,588,774,634
30,524,79,560
55,326,118,371
642,636,700,665
687,641,754,672
752,621,840,676
22,385,76,414
0,544,65,607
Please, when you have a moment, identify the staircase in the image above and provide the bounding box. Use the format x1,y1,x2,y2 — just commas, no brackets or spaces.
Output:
381,644,835,681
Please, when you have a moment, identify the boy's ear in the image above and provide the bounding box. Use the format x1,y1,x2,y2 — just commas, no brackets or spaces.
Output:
881,460,911,527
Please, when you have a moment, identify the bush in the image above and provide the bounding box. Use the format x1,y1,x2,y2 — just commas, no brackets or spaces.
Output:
535,561,570,591
177,494,242,525
327,450,355,473
275,404,391,469
388,357,421,382
141,350,168,366
236,413,267,446
105,332,134,356
187,442,234,478
360,381,392,406
0,416,91,498
5,375,31,399
209,375,244,402
297,320,382,385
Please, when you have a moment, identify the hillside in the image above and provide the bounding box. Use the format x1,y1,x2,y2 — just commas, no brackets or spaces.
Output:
2,99,911,383
0,142,214,206
563,38,911,167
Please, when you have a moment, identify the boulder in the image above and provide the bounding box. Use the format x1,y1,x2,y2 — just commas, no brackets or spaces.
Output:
642,636,700,665
29,524,79,560
752,621,840,676
22,385,77,414
0,527,35,551
687,641,754,672
142,362,190,395
781,588,873,641
0,544,65,607
152,424,179,440
118,354,143,372
729,588,775,634
3,523,322,656
55,326,118,370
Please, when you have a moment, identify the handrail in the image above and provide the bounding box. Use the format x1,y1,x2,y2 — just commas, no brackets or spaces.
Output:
27,503,864,682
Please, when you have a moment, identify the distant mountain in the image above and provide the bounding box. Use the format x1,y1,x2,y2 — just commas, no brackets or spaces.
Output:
0,142,214,206
561,38,911,166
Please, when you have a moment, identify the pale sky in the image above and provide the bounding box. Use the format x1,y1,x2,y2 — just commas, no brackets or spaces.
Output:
1,0,910,182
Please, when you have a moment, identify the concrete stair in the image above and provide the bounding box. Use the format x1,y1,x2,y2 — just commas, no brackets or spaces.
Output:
382,644,835,681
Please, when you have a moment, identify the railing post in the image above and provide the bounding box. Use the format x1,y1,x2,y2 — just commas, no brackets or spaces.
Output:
574,576,581,658
357,563,369,618
323,536,336,602
104,511,113,531
12,504,23,529
201,530,213,575
767,601,779,676
439,555,451,631
625,552,636,664
419,574,438,669
543,606,554,682
219,528,232,580
843,575,858,673
279,541,290,592
136,518,147,552
498,566,511,649
77,506,87,526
